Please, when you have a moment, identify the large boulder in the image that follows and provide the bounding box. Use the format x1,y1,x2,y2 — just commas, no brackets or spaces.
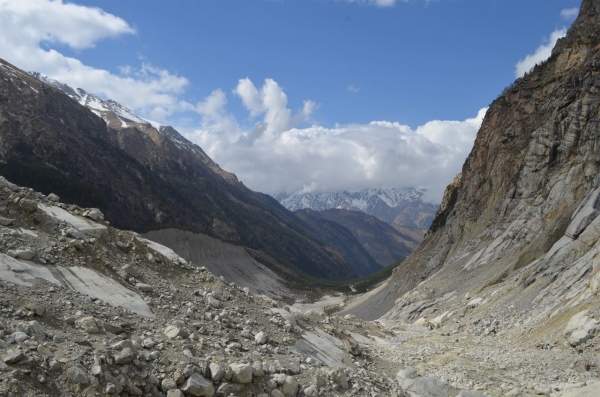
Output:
75,316,101,334
564,310,599,346
230,363,252,384
396,367,449,397
180,373,214,397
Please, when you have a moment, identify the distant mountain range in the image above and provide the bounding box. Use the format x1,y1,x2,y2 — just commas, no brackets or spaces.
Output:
276,187,438,230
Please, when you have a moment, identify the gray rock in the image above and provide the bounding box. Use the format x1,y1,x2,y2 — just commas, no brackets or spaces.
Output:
66,228,85,239
230,363,253,384
85,208,104,221
161,378,177,392
10,331,30,343
0,217,13,226
15,250,35,260
19,199,38,212
564,310,599,346
25,321,46,341
271,390,285,397
343,336,362,356
167,390,185,397
255,331,268,345
114,347,134,365
2,350,23,364
304,385,319,397
396,367,448,397
141,338,156,349
208,296,222,309
181,373,215,396
328,368,348,390
210,362,224,382
457,392,488,397
136,283,153,292
164,325,188,339
123,264,140,278
47,193,60,202
281,376,299,397
75,316,100,334
66,366,88,385
252,362,264,377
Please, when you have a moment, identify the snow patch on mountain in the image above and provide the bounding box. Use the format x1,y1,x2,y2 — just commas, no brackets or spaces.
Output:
276,187,438,229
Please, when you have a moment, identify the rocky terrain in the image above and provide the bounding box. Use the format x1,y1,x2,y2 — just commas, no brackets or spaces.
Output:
1,176,599,397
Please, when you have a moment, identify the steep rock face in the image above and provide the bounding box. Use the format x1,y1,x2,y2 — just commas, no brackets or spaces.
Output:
347,0,600,321
0,59,354,280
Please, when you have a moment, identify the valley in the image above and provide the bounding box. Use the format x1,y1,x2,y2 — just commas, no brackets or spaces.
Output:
1,0,600,396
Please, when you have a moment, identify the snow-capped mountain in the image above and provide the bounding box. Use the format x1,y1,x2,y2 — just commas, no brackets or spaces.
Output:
29,72,162,130
276,187,438,230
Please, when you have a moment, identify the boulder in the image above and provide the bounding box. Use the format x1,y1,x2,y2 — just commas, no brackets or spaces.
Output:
85,208,104,221
343,336,361,356
75,316,101,334
564,310,599,346
15,250,35,260
123,264,141,278
161,378,177,392
304,385,319,397
181,373,215,397
209,362,224,382
66,228,85,239
0,217,13,226
19,199,38,212
136,283,153,292
230,363,253,384
281,376,299,397
164,325,188,339
396,367,448,397
114,347,134,365
167,390,185,397
47,193,60,202
208,296,222,309
3,350,23,364
255,331,268,345
66,366,88,385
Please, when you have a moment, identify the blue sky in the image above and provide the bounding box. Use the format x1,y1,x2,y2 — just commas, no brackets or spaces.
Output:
0,0,581,202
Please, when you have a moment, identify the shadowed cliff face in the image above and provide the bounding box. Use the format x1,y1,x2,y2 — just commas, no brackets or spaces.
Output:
0,59,356,281
347,0,600,321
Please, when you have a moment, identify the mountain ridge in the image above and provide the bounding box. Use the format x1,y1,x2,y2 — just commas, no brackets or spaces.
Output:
276,187,438,230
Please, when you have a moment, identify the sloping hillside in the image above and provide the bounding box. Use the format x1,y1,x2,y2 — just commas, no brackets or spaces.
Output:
0,59,355,280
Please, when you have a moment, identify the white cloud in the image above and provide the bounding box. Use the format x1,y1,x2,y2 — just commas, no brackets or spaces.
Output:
346,85,361,93
515,28,566,78
0,0,190,121
342,0,401,7
560,7,579,20
189,78,486,204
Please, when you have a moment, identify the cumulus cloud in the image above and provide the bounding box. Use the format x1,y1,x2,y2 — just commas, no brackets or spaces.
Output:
560,8,579,20
515,28,566,78
189,78,486,204
0,0,190,121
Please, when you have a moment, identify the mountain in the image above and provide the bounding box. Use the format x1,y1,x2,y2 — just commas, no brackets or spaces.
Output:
346,0,600,332
276,187,438,231
293,209,383,276
315,209,418,266
0,59,358,280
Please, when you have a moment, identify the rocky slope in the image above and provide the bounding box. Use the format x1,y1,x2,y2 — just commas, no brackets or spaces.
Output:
0,175,404,397
0,59,359,281
344,0,600,367
276,188,437,231
1,175,599,397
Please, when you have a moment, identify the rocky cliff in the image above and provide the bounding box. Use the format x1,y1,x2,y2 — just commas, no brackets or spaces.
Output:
347,0,600,328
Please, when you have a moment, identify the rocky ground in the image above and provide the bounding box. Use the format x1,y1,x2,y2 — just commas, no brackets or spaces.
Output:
0,175,598,397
